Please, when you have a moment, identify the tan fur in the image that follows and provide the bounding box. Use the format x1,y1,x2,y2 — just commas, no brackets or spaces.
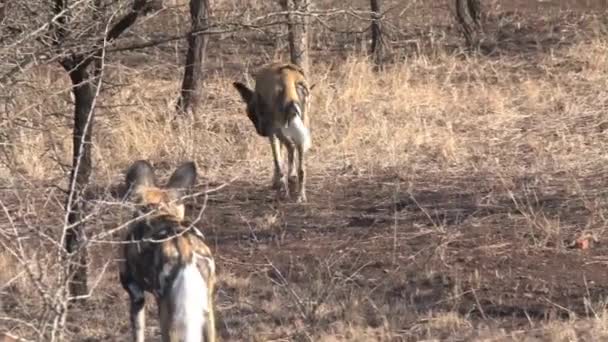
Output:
234,62,313,202
0,333,18,342
133,187,186,221
254,63,310,129
119,161,216,342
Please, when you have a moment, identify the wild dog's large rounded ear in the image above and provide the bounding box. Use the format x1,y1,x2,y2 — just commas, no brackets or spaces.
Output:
125,160,156,196
166,161,197,193
233,82,255,104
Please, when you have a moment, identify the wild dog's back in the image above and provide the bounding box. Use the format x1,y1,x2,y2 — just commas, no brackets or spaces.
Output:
254,63,310,125
122,216,215,342
255,63,312,151
121,216,200,292
119,160,216,342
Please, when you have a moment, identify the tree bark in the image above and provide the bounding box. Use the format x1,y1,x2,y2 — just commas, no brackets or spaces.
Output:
176,0,210,115
468,0,481,27
282,0,310,75
61,59,96,298
0,2,7,25
52,0,156,299
455,0,482,49
370,0,383,68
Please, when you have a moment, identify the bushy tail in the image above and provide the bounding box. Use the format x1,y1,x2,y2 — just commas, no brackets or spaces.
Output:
171,263,208,342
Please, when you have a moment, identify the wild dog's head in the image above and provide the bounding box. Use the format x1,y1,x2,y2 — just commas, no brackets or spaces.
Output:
124,160,197,222
232,80,263,135
233,63,315,136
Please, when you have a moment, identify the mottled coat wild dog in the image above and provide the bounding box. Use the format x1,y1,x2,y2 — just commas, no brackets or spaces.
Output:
119,160,216,342
233,62,314,202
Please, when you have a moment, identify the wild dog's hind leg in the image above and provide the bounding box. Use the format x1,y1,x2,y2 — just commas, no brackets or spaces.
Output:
270,135,289,198
288,145,297,185
280,135,298,192
121,272,146,342
157,296,174,342
296,144,307,203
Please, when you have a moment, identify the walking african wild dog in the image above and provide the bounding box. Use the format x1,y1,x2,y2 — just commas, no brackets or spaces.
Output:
119,160,216,342
233,62,314,202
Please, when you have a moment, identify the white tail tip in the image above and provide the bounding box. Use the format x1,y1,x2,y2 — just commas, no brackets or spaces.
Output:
282,116,311,151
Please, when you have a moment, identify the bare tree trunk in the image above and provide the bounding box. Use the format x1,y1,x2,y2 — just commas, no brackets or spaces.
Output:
281,0,310,74
468,0,481,27
61,59,95,298
455,0,482,49
0,1,6,25
52,0,156,299
370,0,384,68
51,0,90,298
176,0,210,115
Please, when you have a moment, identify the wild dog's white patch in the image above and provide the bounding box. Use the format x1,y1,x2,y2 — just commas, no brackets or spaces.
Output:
171,262,208,342
282,112,311,152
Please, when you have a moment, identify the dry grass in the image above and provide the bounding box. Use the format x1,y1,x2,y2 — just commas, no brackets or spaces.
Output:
3,0,608,341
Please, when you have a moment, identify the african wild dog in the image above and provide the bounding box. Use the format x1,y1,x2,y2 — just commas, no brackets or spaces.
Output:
119,160,215,342
233,62,314,202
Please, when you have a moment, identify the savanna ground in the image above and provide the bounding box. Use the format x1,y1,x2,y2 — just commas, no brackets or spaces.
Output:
3,0,608,341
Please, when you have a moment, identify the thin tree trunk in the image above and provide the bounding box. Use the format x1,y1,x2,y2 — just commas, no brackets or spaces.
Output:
51,0,91,299
61,60,96,298
455,0,482,49
282,0,309,75
176,0,210,115
468,0,481,28
370,0,383,68
0,1,6,25
51,0,155,299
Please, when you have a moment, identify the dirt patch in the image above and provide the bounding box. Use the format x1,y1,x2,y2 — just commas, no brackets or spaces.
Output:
182,170,608,340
